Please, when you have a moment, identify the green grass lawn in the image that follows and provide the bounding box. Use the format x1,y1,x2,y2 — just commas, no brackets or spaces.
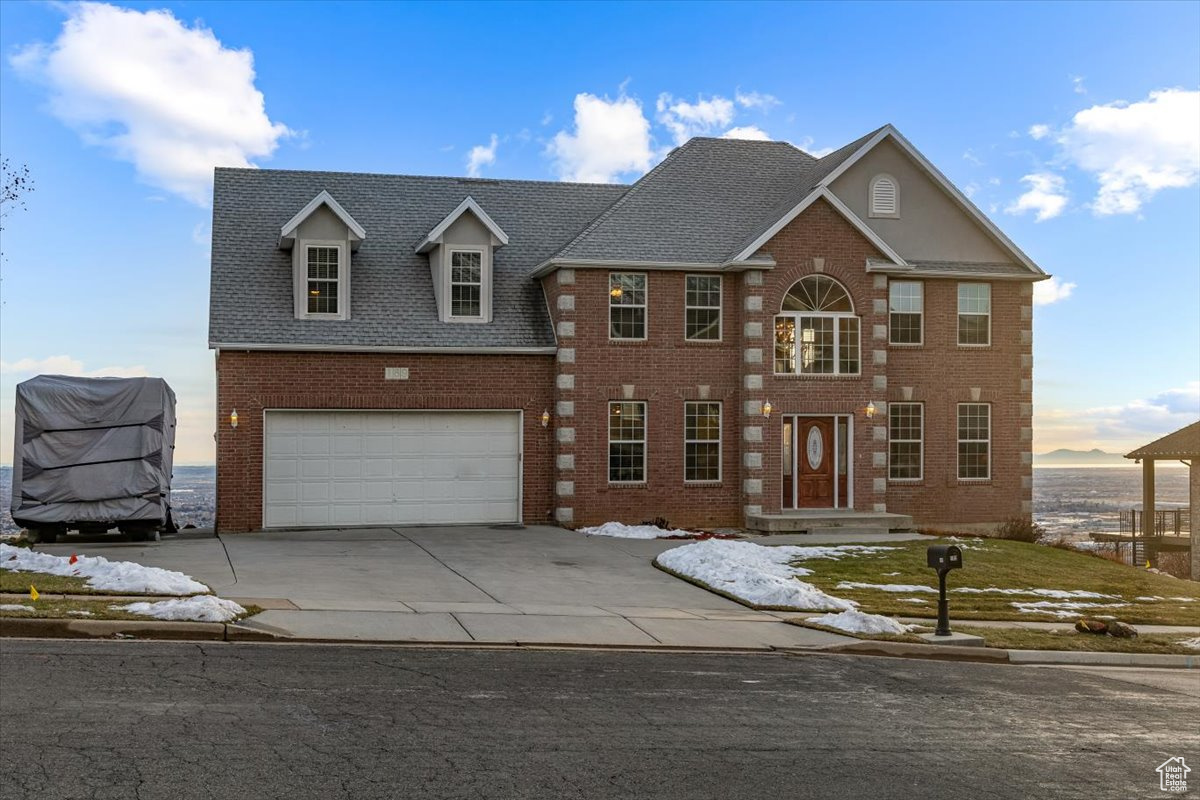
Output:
0,597,259,622
797,538,1200,626
0,569,95,595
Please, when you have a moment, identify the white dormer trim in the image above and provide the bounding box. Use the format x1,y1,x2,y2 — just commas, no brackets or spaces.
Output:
280,190,366,250
416,196,509,254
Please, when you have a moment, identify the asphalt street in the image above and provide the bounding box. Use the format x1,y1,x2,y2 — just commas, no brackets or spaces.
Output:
0,640,1195,800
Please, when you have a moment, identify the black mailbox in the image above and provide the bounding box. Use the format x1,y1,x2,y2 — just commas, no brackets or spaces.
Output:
927,544,964,637
927,544,963,571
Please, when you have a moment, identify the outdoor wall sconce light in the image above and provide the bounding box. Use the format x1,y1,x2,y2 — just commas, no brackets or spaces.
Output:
230,409,239,429
864,401,877,419
761,400,773,419
541,410,551,428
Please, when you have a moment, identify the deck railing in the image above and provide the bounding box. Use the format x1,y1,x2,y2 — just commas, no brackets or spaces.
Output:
1119,508,1191,537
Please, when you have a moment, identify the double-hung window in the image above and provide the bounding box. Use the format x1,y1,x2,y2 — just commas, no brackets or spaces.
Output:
889,281,923,345
958,403,991,479
958,283,991,345
888,403,923,480
685,275,721,340
774,275,860,375
450,250,483,319
609,273,647,339
684,401,721,482
608,401,646,482
306,245,341,315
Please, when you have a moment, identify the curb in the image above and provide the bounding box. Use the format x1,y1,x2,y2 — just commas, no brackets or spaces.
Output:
808,638,1199,668
0,617,288,643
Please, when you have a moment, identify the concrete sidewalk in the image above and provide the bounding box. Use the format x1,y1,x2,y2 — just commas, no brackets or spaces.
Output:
35,525,857,651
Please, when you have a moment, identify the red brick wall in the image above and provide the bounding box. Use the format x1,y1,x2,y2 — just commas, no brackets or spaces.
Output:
215,350,555,532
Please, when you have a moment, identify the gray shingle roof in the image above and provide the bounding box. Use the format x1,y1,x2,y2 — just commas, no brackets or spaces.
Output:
549,137,817,265
867,259,1037,277
209,169,626,349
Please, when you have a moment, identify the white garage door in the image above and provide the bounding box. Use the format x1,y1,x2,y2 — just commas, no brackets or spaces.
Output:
263,410,521,528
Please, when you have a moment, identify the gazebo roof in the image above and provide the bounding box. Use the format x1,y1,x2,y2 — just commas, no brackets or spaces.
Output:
1125,420,1200,460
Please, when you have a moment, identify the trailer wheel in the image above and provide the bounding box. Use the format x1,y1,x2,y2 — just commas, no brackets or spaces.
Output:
31,528,58,544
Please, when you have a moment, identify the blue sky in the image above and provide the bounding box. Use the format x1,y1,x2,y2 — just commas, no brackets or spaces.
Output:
0,0,1197,464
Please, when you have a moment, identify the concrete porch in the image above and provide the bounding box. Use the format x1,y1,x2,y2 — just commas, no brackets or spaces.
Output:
747,509,915,535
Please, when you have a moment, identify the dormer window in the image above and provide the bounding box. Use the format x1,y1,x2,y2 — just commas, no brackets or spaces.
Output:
870,173,899,218
416,196,509,324
306,244,343,315
450,250,483,318
279,190,365,322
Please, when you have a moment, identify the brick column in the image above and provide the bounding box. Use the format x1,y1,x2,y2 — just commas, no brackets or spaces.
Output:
741,269,767,523
870,274,890,513
552,269,577,526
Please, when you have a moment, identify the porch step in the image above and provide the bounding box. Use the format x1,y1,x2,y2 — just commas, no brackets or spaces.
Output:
747,511,914,535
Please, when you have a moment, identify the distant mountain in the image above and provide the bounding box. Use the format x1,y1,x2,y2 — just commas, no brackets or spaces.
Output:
1034,448,1127,466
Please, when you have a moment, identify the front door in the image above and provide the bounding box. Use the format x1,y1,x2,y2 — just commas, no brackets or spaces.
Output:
796,417,834,508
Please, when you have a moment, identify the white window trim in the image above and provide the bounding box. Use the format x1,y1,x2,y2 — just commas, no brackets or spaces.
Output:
447,248,488,322
684,274,722,342
888,402,923,481
609,272,648,341
608,401,647,484
297,240,350,320
774,312,862,376
684,401,722,483
888,280,924,346
957,403,992,481
957,282,992,347
869,173,900,219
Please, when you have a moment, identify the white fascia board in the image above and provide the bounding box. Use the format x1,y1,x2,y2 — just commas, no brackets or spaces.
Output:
279,190,367,247
820,125,1046,276
865,266,1051,282
209,342,556,354
730,187,907,267
415,196,510,254
526,256,777,280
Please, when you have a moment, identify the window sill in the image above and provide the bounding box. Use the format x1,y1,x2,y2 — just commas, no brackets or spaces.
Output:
956,344,992,350
607,481,649,488
608,338,649,345
957,478,993,485
772,373,863,381
683,338,724,345
888,479,924,485
684,481,723,488
888,343,923,349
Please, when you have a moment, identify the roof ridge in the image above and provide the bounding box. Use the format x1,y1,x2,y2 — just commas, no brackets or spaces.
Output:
214,166,631,190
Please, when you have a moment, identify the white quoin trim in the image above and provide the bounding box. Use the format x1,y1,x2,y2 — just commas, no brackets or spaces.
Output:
279,190,366,249
415,196,510,254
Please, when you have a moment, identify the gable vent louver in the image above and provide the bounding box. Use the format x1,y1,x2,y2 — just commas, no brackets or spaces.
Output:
871,175,898,216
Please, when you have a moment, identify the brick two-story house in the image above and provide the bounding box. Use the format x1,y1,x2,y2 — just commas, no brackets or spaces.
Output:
209,125,1047,534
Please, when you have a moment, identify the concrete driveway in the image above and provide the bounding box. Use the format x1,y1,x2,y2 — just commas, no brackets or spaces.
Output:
38,525,854,650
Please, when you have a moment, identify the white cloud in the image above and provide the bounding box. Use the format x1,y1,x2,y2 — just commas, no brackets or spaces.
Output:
721,126,772,141
1033,276,1076,305
11,2,290,205
1006,172,1069,221
1071,75,1087,95
791,136,834,157
656,93,736,145
0,355,148,378
1035,382,1200,452
734,90,780,111
1028,124,1051,140
962,149,984,166
466,134,498,178
546,93,654,183
1056,88,1200,215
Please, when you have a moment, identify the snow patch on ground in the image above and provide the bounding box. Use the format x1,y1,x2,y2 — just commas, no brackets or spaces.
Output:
809,609,912,635
786,545,899,561
1011,600,1129,618
0,543,208,595
656,540,855,611
67,610,94,617
897,598,928,604
578,522,696,539
1135,596,1164,602
114,596,246,623
954,587,1119,600
837,581,937,593
1179,637,1200,651
1169,597,1196,603
0,604,34,612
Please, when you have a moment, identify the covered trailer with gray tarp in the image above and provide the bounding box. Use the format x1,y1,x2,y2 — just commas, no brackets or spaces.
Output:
10,375,177,542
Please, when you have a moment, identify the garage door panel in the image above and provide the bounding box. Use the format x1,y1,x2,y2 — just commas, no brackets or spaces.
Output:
264,411,521,528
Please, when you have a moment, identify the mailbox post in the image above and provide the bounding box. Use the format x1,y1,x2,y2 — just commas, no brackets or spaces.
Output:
926,545,963,636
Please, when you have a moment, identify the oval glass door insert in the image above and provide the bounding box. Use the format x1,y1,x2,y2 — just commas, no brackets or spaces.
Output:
806,426,824,470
